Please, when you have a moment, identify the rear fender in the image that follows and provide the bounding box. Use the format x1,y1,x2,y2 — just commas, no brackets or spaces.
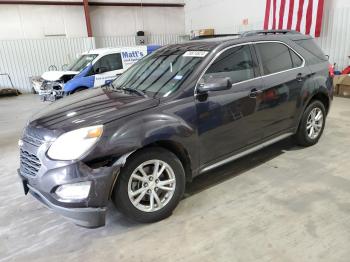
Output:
294,73,331,131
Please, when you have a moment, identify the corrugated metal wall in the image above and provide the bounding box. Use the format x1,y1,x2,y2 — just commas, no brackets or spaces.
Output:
315,7,350,71
95,35,187,47
0,34,186,93
0,37,95,93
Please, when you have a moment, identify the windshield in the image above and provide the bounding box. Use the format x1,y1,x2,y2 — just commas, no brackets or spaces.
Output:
67,54,98,72
112,50,205,97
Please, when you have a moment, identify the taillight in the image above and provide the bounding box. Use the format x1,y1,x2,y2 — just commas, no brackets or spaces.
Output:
328,64,335,78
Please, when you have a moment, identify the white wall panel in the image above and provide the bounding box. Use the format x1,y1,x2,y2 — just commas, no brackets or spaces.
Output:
91,0,184,3
0,6,24,39
90,6,184,36
95,34,185,47
0,5,86,39
0,2,185,39
184,0,265,34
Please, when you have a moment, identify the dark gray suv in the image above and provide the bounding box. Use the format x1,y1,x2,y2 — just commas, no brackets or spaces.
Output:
18,30,333,227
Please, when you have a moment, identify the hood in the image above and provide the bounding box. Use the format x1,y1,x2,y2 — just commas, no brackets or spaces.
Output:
41,71,79,82
29,88,160,132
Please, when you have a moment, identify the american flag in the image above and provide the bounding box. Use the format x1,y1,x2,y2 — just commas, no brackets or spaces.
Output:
264,0,325,37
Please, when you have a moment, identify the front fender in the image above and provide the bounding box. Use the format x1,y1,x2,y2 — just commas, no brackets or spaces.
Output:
64,76,94,93
85,111,199,174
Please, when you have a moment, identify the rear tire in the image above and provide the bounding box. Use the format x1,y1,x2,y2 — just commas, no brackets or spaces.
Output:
294,100,326,147
112,147,185,223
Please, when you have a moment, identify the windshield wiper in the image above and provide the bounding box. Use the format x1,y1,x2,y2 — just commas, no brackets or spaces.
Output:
122,87,148,97
110,83,148,97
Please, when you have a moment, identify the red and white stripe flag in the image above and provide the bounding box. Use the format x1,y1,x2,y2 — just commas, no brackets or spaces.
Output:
264,0,325,37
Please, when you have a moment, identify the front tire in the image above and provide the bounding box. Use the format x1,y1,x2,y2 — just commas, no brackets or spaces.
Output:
294,100,326,146
113,147,185,223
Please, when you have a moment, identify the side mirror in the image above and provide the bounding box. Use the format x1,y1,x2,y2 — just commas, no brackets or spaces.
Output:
197,77,232,93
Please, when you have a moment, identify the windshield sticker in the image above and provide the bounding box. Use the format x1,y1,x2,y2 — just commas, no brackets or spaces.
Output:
183,51,209,57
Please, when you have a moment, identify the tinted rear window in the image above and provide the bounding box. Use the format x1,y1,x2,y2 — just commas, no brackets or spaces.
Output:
290,50,303,67
294,39,327,62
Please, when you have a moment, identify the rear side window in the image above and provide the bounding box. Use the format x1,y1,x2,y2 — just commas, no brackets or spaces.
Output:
294,39,327,62
290,50,303,67
204,45,255,84
255,42,303,75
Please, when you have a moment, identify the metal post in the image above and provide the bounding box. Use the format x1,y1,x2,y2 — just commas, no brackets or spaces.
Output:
83,0,93,37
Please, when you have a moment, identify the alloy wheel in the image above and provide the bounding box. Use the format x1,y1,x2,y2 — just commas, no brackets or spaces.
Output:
128,159,176,212
306,107,323,139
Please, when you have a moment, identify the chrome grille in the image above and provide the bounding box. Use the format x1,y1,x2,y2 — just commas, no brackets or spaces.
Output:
20,149,41,177
22,133,44,147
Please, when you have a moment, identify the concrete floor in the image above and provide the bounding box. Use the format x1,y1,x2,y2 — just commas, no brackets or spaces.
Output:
1,95,350,262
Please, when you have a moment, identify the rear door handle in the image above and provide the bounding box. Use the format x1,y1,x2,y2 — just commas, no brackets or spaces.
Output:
249,88,263,98
296,73,304,82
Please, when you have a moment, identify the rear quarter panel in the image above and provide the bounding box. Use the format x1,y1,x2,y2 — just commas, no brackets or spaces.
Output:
283,38,332,128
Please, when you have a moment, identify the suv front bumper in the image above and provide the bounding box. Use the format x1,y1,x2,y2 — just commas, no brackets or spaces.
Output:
18,139,120,228
19,172,107,227
39,89,64,102
18,162,119,227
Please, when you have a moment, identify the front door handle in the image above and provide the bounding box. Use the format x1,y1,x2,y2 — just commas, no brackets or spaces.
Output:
249,88,263,98
296,73,304,82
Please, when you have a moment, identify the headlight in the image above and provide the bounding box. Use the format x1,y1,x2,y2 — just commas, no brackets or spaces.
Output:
55,181,91,201
47,125,103,160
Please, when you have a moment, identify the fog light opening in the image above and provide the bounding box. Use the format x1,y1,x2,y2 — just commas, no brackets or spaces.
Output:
55,181,91,201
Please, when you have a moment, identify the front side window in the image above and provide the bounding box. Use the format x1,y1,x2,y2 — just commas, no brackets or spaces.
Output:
67,54,98,72
255,42,303,75
94,53,123,73
203,45,255,84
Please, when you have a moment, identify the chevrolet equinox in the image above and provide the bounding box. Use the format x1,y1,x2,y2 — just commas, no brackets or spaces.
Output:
18,30,333,227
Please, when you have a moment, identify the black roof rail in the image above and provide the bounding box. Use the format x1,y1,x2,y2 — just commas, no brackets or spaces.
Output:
189,30,302,41
241,30,302,37
191,34,240,40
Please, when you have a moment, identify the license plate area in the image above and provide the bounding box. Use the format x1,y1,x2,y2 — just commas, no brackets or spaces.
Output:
22,179,29,195
39,90,51,95
18,169,30,195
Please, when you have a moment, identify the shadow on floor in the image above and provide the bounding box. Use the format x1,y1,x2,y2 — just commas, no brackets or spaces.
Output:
185,137,300,197
106,137,301,228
